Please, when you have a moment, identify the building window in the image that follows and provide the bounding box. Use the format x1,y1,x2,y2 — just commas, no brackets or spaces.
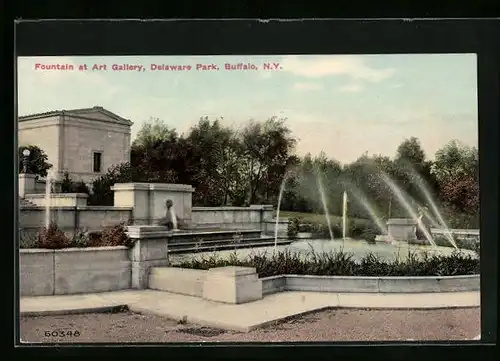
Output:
93,152,102,173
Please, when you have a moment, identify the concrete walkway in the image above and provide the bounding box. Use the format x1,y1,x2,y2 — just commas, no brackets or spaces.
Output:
20,290,480,332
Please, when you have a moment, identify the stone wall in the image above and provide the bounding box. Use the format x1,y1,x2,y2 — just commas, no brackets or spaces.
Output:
20,247,131,296
19,205,133,234
192,205,275,231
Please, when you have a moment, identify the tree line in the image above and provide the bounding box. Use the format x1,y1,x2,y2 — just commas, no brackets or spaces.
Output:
19,116,479,228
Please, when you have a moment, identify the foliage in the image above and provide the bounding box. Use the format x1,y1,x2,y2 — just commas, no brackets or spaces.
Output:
89,163,134,205
20,223,134,249
37,222,71,249
18,145,53,178
133,117,179,148
60,172,90,195
99,223,134,248
175,248,479,277
432,140,479,214
287,218,300,238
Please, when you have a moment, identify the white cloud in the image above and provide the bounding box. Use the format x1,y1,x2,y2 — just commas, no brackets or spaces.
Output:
339,84,363,93
280,55,396,82
292,82,322,91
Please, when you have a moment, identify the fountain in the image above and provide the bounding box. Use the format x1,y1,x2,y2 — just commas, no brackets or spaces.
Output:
274,173,288,252
170,206,178,231
380,173,437,247
408,167,458,249
342,190,348,241
44,173,52,228
316,170,335,242
346,185,388,235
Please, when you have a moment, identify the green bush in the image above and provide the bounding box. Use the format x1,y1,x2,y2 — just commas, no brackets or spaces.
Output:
96,223,134,248
19,223,134,249
287,218,299,238
361,228,377,244
37,222,71,249
175,248,479,277
60,172,90,195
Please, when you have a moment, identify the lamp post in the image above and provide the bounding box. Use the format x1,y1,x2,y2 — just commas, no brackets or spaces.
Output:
22,149,30,174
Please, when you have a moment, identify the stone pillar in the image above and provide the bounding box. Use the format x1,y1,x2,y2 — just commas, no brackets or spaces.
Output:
112,183,195,226
112,183,151,224
387,218,417,242
19,173,37,198
127,225,171,289
202,266,263,304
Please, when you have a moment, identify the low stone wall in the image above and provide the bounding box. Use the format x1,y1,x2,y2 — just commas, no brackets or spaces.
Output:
149,267,207,297
19,206,133,234
192,205,274,231
20,246,131,296
25,193,89,207
260,274,480,294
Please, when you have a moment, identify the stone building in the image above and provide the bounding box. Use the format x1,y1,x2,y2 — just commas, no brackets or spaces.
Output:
18,106,133,183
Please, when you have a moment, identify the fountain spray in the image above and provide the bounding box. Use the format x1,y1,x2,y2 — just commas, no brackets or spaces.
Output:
380,173,437,247
44,173,51,229
316,170,335,242
274,173,288,252
170,207,178,230
407,166,458,249
342,190,348,241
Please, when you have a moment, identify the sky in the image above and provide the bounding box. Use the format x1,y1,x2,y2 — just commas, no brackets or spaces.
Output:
17,54,478,164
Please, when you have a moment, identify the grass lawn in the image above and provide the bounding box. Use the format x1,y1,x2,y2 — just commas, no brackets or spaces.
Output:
278,211,371,226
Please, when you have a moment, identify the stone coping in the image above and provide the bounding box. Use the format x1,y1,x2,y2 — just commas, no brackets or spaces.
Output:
126,225,262,238
261,274,480,294
111,183,194,192
207,266,257,277
20,246,128,254
25,193,89,198
193,205,273,211
387,218,418,225
19,205,132,211
430,228,480,235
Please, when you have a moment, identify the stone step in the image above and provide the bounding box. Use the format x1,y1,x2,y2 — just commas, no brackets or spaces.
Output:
168,229,263,243
168,236,274,250
168,238,292,254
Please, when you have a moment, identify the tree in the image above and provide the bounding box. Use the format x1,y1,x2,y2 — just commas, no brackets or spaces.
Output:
185,117,240,206
18,145,53,178
394,137,434,205
432,140,479,214
89,163,133,206
133,117,178,148
130,118,186,184
240,117,296,204
395,137,426,167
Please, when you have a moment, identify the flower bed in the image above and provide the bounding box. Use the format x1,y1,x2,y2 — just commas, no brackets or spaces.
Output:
175,248,479,278
19,222,134,249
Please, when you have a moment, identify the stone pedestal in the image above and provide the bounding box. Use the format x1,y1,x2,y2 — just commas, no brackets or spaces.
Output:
202,266,263,304
19,173,37,198
112,183,195,225
127,225,171,289
264,217,290,236
387,218,417,242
